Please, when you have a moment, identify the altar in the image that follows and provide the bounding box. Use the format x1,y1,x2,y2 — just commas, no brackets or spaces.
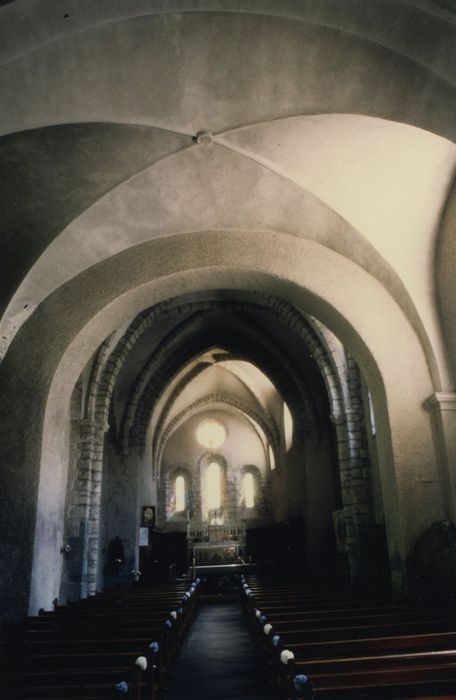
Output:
192,541,243,566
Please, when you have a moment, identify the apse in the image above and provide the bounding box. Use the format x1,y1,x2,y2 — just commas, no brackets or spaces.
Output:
155,354,278,552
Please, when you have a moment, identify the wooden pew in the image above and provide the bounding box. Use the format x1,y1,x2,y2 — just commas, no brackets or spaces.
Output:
240,576,456,699
5,580,201,699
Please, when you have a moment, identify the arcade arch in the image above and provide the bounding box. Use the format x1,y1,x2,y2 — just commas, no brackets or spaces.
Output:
0,230,447,619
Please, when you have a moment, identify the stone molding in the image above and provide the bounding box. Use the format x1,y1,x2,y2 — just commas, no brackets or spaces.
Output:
155,390,279,477
424,392,456,414
92,294,344,451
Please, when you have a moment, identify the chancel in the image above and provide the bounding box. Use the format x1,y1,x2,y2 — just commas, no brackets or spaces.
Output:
1,1,456,698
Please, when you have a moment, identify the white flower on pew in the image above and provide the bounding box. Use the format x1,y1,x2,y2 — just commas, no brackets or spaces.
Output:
280,649,295,665
263,623,273,635
164,619,172,628
115,681,129,693
190,586,196,593
255,610,262,618
177,606,183,615
170,610,177,619
272,635,281,647
149,641,159,653
184,591,191,599
293,674,315,699
135,656,148,671
242,583,248,589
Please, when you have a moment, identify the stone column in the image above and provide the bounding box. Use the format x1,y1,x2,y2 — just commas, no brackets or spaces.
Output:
62,418,108,599
332,406,373,583
63,419,96,599
87,422,109,595
424,393,456,523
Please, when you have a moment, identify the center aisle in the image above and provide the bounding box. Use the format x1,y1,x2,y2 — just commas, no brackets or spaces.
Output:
165,598,275,700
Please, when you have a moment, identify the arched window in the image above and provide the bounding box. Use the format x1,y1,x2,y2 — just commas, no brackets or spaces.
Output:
283,402,293,449
268,444,276,470
175,475,186,512
368,391,376,436
207,461,221,510
243,472,255,508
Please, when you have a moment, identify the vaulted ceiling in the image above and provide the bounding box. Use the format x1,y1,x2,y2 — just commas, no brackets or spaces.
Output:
1,0,455,389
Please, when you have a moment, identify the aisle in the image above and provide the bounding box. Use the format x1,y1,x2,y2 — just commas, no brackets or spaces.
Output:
165,599,275,699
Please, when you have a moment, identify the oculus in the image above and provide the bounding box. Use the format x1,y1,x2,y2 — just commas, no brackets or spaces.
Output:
196,419,226,449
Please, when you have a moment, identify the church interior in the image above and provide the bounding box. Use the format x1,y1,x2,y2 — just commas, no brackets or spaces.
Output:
1,0,456,697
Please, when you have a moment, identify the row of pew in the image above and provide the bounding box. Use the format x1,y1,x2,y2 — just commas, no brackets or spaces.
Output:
3,579,202,699
241,576,456,699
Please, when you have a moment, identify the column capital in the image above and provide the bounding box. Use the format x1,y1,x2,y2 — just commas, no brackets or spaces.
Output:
424,392,456,414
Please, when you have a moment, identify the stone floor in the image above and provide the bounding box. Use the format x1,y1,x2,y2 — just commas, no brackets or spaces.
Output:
165,598,275,699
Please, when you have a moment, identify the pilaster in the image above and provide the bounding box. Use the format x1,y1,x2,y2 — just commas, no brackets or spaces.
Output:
424,392,456,522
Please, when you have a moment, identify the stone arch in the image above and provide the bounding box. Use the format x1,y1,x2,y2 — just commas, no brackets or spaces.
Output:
92,295,343,452
156,392,279,479
2,120,448,391
151,353,278,461
0,230,444,617
120,309,319,451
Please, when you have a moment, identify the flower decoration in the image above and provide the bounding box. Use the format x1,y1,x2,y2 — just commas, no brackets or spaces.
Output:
259,615,267,625
293,674,315,698
272,635,281,647
115,681,129,693
242,583,248,589
135,656,148,671
149,641,159,653
184,591,191,598
177,606,183,615
170,610,177,620
263,623,273,635
255,610,262,618
164,619,172,628
280,649,295,665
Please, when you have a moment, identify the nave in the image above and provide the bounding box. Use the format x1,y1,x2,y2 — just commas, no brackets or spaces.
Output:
2,3,456,699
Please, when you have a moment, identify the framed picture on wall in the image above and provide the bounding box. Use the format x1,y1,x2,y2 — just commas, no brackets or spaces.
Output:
142,505,156,528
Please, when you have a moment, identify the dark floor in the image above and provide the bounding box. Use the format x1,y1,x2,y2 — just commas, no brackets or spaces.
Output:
165,598,276,699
